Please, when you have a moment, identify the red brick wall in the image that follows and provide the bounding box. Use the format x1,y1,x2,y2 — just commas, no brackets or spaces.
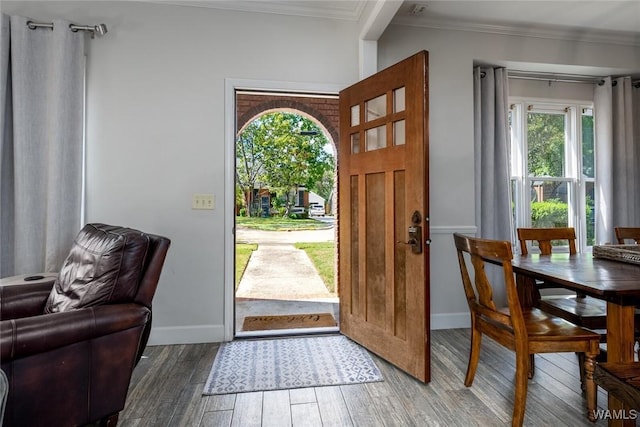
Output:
236,93,339,148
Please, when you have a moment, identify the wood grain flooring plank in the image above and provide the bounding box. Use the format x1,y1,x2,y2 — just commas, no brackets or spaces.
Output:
201,410,233,427
291,402,323,427
362,368,424,427
205,393,236,412
262,389,292,427
430,358,503,426
117,418,142,427
144,349,197,422
118,417,172,427
122,345,185,420
431,332,512,424
289,387,317,405
167,381,210,427
193,343,221,384
128,346,161,386
231,391,263,427
339,383,387,427
315,385,354,427
371,355,448,426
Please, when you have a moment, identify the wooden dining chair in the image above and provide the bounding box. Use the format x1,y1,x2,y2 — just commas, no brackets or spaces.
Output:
453,233,600,426
615,227,640,244
517,228,608,330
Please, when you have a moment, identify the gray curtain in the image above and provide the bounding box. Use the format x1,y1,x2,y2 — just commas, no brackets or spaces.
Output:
0,14,85,277
594,77,640,244
473,67,512,241
473,67,512,306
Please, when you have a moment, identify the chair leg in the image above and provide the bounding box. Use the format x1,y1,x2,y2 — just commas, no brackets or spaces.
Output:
513,350,529,427
465,326,482,387
584,352,597,422
577,352,586,392
528,354,535,379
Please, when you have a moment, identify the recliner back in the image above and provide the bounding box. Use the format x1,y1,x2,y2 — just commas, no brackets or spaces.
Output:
45,224,153,313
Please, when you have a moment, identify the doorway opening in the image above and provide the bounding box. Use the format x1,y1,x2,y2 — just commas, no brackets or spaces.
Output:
233,89,339,338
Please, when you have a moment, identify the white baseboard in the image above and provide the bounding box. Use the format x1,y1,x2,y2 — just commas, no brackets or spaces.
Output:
148,324,226,346
430,312,470,330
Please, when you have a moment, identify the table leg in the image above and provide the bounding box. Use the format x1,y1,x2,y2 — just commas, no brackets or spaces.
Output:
515,274,540,309
606,302,636,427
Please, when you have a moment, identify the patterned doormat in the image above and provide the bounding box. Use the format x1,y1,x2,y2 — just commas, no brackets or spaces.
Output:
241,313,337,331
203,335,383,395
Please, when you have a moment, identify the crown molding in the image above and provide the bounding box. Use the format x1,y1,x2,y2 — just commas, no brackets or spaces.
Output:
150,1,367,22
391,16,640,47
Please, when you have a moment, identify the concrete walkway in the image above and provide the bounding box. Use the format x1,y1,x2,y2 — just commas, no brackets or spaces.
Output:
235,225,339,335
236,243,332,300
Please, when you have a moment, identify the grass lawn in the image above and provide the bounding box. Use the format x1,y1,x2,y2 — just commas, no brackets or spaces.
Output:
237,216,328,231
294,242,336,293
235,243,258,289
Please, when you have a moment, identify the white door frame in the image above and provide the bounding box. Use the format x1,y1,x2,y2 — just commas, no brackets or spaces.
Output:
223,78,345,341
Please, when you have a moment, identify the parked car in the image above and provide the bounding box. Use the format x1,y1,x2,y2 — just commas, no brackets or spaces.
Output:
309,203,325,216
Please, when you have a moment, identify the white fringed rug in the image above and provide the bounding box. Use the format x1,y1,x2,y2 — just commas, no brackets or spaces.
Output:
203,335,383,395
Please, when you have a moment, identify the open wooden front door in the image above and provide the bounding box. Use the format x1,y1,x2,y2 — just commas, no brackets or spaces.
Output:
338,51,430,382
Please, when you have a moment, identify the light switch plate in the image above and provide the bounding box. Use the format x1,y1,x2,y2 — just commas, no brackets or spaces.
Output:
192,194,214,210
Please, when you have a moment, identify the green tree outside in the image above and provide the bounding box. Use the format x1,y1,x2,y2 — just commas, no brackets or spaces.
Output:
528,112,565,177
526,110,595,245
236,112,334,217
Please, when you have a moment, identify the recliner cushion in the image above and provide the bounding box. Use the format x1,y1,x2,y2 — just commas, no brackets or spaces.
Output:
45,224,150,313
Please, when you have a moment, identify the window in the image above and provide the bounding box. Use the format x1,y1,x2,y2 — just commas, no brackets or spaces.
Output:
510,99,595,252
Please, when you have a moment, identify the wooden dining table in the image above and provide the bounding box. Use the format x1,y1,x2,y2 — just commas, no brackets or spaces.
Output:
512,253,640,426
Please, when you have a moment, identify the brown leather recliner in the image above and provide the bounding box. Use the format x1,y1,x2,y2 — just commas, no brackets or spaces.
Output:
0,223,171,427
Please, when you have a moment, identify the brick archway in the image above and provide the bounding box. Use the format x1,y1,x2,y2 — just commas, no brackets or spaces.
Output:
236,92,339,150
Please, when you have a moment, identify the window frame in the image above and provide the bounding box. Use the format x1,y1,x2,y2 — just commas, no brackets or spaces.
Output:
509,97,595,253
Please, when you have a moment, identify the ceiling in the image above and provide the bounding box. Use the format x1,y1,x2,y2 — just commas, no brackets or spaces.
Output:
394,1,640,35
159,0,640,45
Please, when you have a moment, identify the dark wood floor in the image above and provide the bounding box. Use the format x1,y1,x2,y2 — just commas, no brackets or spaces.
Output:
119,328,614,427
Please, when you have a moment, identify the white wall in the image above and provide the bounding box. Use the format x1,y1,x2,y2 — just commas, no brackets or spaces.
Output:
3,1,360,343
4,1,640,339
378,24,640,328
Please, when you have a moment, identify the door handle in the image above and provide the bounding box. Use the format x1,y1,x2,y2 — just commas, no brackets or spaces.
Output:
397,225,422,254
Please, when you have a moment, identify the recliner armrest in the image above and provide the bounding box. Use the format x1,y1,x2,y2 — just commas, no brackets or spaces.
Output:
0,304,150,360
0,280,55,319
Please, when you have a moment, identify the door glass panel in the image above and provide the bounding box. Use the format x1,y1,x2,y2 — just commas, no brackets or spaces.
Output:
366,126,386,151
394,87,405,113
366,172,386,327
394,120,405,146
366,94,386,122
351,105,360,127
351,133,360,154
